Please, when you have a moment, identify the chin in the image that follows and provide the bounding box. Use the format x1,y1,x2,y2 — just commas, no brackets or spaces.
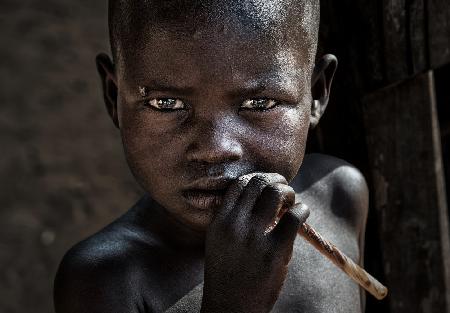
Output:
181,209,215,231
162,201,215,232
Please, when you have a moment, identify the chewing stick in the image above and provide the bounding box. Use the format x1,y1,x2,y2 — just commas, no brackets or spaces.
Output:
298,223,388,300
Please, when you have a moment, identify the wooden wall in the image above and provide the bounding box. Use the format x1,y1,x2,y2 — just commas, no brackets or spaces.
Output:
316,1,450,312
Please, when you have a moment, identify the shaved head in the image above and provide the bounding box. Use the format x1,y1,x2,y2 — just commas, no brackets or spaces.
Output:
97,0,337,233
108,0,320,68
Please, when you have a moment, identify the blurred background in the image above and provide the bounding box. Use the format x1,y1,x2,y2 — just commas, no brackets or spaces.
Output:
0,1,142,312
0,1,449,313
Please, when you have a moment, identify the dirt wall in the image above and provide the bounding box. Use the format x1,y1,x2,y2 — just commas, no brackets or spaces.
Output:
0,2,141,312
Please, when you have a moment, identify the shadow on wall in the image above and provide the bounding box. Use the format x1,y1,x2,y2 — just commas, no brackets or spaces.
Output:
0,1,142,312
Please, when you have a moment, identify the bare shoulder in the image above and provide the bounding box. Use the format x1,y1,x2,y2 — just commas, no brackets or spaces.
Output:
293,153,369,236
276,154,368,312
54,220,162,313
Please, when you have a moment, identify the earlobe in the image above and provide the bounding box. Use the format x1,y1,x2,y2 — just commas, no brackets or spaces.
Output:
310,54,338,129
310,100,321,128
96,53,120,129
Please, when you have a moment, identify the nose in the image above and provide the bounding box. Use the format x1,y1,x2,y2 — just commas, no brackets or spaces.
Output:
185,116,243,164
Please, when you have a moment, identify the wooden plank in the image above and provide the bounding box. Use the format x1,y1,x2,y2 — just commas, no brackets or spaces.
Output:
431,74,450,313
408,0,428,73
427,0,450,69
382,0,409,83
434,65,450,305
362,71,450,313
382,0,429,83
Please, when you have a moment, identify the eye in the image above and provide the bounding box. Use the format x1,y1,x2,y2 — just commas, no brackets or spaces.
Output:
146,98,186,111
240,98,278,111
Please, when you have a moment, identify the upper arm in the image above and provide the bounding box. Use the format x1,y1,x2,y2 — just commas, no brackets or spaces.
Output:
297,155,368,312
296,153,369,254
332,164,369,238
331,164,369,312
54,247,144,313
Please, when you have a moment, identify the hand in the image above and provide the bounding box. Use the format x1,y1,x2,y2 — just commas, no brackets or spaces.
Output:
201,173,310,313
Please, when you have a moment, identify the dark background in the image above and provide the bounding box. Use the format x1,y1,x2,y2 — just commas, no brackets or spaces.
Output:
0,1,141,312
1,1,449,313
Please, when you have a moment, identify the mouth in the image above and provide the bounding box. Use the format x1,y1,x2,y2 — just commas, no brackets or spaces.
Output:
182,189,227,210
182,177,233,210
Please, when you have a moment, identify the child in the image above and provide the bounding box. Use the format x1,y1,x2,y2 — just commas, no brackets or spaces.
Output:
54,0,368,312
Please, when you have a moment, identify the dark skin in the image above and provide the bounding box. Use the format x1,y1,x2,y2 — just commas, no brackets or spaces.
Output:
54,4,368,312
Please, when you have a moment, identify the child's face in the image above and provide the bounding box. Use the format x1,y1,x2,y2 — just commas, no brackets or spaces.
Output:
113,25,313,231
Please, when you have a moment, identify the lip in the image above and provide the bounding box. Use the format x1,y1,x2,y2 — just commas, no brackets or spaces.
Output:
183,177,234,190
182,189,226,210
182,177,233,210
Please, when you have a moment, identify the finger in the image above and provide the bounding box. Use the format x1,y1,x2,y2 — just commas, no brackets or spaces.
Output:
251,183,295,234
269,203,310,249
215,173,259,220
231,173,288,219
218,172,287,220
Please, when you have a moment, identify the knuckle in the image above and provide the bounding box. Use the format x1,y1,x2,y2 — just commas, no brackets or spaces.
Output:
262,183,282,196
233,173,259,190
235,172,288,189
262,187,284,208
231,177,247,190
284,210,303,230
247,175,270,189
260,172,288,185
232,173,262,193
263,184,295,206
289,203,310,224
278,184,295,199
268,172,288,184
237,174,252,185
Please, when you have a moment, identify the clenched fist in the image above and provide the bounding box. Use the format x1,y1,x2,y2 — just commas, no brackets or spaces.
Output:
201,173,310,313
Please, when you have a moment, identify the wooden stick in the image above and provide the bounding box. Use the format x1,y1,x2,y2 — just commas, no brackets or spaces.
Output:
266,206,388,300
298,223,388,300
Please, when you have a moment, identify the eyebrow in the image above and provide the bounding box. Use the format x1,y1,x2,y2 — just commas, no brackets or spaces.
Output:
138,79,299,100
227,84,268,99
138,81,196,97
227,80,300,101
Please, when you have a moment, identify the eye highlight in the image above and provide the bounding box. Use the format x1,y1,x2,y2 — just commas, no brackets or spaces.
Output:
146,98,186,111
240,98,278,111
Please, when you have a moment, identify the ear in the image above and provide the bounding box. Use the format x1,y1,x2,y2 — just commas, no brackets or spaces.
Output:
96,53,120,129
310,54,338,128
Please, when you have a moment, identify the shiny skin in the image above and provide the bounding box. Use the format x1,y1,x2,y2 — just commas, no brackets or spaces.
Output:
54,2,367,312
116,26,311,232
54,156,368,313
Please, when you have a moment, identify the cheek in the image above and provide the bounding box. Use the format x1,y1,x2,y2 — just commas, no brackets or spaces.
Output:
247,107,309,180
119,98,184,158
118,105,183,193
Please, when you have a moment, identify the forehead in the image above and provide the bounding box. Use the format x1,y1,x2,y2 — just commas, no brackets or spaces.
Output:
114,0,317,90
114,1,317,57
140,0,312,35
119,32,312,101
116,0,316,36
